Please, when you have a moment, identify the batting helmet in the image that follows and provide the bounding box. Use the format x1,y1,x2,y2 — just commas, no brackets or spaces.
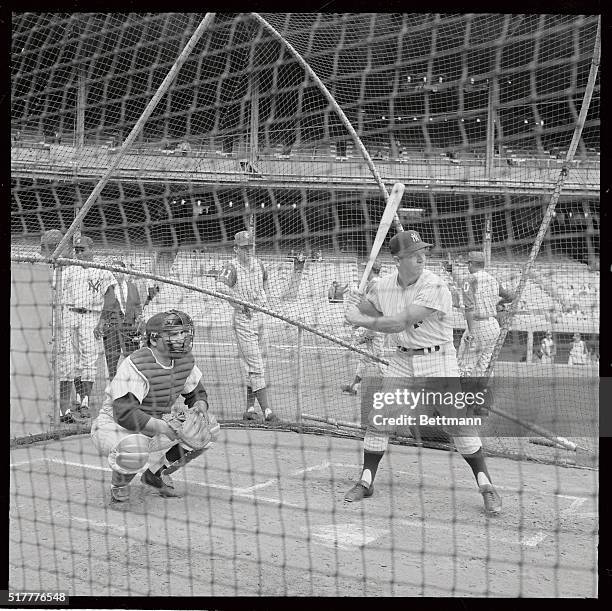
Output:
40,229,65,256
145,309,194,356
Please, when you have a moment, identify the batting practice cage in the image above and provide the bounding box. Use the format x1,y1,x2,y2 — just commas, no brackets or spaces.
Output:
10,13,599,598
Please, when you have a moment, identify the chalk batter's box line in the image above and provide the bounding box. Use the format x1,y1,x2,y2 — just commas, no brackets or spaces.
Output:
10,456,593,550
11,455,591,505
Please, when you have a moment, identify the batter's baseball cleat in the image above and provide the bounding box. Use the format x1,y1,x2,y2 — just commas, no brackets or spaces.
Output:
264,412,280,424
242,410,261,421
141,469,181,498
59,411,75,424
479,483,502,515
110,485,130,502
344,480,374,502
341,385,357,396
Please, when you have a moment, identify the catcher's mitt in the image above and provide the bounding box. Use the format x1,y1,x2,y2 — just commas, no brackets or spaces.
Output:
164,409,220,451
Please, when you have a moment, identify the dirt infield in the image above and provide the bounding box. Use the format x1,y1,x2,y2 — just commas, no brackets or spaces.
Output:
10,428,597,597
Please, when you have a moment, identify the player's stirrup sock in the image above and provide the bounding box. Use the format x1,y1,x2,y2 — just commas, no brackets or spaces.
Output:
81,381,93,404
462,448,492,486
254,387,271,413
59,381,71,413
73,377,83,399
246,386,256,412
165,444,185,463
361,450,384,486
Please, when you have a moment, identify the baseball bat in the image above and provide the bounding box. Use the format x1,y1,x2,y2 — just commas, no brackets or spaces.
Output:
358,182,405,293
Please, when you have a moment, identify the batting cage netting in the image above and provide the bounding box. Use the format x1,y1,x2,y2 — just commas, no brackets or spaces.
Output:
11,13,598,598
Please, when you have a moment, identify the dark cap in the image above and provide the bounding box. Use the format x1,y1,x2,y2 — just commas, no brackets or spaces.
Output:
73,235,93,249
389,230,432,256
146,310,193,335
467,251,485,263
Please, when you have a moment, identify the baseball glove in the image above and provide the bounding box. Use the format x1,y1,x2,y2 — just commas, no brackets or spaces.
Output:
164,409,220,451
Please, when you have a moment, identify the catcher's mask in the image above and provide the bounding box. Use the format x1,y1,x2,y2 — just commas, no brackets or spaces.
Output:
146,310,194,356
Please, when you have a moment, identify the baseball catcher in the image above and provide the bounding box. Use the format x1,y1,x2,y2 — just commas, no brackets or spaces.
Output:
91,309,220,502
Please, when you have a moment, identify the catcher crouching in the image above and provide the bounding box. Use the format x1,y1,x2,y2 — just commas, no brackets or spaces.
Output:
91,310,220,503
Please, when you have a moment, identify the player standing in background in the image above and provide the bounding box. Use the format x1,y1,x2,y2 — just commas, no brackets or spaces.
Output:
458,251,514,377
341,260,386,395
568,332,588,365
40,230,75,423
59,235,116,422
91,310,218,502
98,260,144,380
344,231,501,515
539,330,556,364
216,231,279,423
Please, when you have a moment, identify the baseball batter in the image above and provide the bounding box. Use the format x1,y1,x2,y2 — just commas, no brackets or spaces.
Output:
458,251,514,377
91,310,217,502
344,230,502,515
58,235,116,422
341,260,386,395
216,231,279,423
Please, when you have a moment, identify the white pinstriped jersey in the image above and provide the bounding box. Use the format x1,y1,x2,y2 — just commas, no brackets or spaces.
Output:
367,268,453,349
62,264,116,311
217,257,269,306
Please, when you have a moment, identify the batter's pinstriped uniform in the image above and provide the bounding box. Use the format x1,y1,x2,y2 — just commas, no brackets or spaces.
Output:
344,231,501,514
365,268,481,455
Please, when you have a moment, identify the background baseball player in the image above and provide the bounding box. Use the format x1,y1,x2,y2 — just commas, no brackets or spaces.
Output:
341,260,386,395
40,230,75,423
344,230,502,515
98,259,144,380
91,310,219,502
568,332,588,365
458,251,514,377
216,231,279,423
58,235,116,422
539,331,556,364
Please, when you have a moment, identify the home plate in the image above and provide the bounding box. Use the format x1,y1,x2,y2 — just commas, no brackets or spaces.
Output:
305,523,389,549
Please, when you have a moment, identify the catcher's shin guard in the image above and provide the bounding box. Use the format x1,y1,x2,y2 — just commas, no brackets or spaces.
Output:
161,444,205,476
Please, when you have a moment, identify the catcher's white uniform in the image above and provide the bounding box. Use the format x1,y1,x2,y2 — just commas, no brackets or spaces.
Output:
91,353,204,474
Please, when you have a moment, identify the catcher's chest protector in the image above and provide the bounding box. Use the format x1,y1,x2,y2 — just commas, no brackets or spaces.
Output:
130,348,195,414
